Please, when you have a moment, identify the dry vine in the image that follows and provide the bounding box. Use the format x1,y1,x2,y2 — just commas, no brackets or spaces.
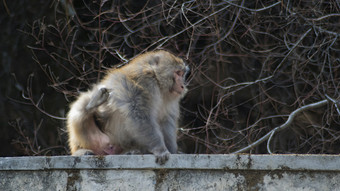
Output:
16,0,340,155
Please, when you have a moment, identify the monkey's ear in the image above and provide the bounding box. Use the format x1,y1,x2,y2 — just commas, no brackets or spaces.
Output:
148,55,160,66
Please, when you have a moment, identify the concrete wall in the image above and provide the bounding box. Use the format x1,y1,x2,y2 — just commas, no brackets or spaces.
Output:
1,154,340,190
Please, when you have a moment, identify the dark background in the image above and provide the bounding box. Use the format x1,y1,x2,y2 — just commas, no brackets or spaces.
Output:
1,0,340,156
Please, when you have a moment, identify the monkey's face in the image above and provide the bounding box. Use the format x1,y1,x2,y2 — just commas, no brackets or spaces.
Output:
148,50,190,97
171,64,189,95
168,57,190,97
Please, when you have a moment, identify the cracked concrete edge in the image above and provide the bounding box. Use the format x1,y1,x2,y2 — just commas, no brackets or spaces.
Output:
1,154,340,171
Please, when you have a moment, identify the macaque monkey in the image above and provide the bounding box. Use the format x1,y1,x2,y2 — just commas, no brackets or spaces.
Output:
67,50,190,164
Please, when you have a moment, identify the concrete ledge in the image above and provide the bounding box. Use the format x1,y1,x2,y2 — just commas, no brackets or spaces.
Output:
1,154,340,190
1,154,340,171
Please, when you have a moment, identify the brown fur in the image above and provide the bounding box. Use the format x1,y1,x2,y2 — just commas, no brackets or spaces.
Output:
66,50,189,164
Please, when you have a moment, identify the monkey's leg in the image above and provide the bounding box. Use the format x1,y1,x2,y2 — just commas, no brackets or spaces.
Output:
86,87,110,111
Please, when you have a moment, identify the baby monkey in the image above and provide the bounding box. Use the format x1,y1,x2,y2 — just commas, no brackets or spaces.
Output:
67,50,189,164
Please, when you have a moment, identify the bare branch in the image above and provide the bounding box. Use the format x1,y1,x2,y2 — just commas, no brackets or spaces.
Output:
232,100,329,154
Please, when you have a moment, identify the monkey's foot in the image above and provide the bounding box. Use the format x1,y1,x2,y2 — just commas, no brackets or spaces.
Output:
86,87,110,110
72,149,95,156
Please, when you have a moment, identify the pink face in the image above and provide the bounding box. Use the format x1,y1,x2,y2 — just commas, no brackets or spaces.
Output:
172,70,185,95
171,64,189,96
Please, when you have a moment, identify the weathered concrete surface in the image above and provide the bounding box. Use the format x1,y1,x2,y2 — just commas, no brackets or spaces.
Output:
1,154,340,190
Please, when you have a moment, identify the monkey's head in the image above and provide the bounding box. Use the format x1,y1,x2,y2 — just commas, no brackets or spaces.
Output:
147,50,190,98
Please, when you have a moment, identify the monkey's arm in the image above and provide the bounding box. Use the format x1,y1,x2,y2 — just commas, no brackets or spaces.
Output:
134,118,170,164
113,76,170,164
131,98,170,164
160,114,178,154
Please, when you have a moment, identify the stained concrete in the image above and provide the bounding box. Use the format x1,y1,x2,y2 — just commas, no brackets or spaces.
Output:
1,154,340,190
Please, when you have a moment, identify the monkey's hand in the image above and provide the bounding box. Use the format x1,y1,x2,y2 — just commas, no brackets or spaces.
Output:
154,150,170,165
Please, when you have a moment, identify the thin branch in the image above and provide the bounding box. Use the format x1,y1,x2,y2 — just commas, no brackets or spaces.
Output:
232,99,329,154
273,28,312,74
325,94,340,115
309,13,340,21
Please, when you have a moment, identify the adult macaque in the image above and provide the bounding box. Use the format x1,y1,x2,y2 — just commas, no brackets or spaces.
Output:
67,50,189,164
